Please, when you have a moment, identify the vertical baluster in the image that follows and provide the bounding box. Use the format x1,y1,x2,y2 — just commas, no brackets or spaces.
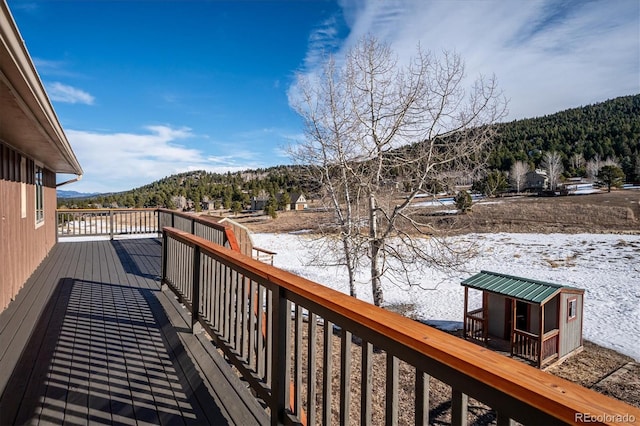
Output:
241,276,249,362
248,280,257,369
294,304,303,419
226,264,233,340
213,260,221,331
227,268,238,348
340,328,352,425
451,389,468,426
361,341,373,426
307,313,317,426
386,354,399,426
235,271,243,351
204,256,211,321
257,285,265,379
266,289,273,386
322,320,333,424
415,369,429,426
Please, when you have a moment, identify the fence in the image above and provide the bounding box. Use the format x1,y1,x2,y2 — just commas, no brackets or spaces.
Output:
161,226,637,426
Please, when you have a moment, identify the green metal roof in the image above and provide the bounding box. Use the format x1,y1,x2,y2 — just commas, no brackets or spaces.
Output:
461,270,581,304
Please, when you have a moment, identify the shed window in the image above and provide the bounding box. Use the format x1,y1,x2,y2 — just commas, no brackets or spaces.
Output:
567,298,577,321
35,166,44,224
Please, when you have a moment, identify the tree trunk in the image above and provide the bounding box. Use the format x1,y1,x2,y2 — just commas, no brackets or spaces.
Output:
342,236,357,298
369,193,384,306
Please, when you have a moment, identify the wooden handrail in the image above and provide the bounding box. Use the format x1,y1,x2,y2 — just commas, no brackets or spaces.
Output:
162,226,640,425
513,328,539,339
544,328,560,339
157,208,233,233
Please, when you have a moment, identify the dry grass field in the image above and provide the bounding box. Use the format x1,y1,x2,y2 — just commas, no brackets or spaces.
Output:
237,190,640,235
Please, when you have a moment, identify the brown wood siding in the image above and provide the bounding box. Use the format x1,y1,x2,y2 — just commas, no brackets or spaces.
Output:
0,163,57,313
559,292,583,357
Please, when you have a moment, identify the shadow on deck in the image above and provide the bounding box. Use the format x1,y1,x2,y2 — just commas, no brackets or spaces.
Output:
0,238,267,425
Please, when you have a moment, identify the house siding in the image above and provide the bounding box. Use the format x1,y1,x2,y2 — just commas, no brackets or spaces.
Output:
0,142,57,313
559,292,583,358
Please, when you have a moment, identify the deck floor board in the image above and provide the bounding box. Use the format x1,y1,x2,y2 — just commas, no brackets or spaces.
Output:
0,238,266,425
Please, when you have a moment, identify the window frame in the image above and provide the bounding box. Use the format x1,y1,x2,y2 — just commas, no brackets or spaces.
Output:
35,164,44,227
567,297,578,321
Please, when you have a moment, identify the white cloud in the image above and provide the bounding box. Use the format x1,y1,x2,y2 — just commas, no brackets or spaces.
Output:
295,0,639,121
65,125,263,193
48,82,95,105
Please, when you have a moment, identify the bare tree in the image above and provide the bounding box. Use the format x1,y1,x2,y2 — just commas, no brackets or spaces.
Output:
291,35,506,306
541,151,564,190
570,152,585,174
586,155,620,181
510,160,528,193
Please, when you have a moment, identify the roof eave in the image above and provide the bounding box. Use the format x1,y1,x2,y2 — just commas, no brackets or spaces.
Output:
0,1,83,176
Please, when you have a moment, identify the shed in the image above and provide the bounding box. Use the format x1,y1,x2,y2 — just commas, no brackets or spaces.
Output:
461,271,584,367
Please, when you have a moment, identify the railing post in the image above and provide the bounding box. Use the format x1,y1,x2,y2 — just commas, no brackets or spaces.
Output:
161,230,168,290
109,209,114,240
270,287,289,426
55,210,59,243
192,245,201,333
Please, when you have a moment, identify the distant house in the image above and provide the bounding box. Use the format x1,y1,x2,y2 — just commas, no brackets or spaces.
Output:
0,4,83,313
290,192,307,211
461,271,584,368
250,191,307,212
525,169,548,191
251,194,270,211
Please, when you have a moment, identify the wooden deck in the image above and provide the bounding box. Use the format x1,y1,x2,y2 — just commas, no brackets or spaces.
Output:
0,238,268,426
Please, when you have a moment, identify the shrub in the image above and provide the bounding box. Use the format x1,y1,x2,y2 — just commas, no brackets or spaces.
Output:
455,190,473,213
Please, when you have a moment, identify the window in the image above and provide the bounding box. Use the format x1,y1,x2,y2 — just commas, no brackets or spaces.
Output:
35,165,44,224
567,298,577,321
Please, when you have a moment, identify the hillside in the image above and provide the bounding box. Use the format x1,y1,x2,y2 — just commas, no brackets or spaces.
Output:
59,94,640,209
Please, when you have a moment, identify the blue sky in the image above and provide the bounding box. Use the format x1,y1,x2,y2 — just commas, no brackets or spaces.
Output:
7,0,639,193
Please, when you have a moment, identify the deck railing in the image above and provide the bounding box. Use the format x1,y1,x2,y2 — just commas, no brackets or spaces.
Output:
56,208,240,248
542,329,560,362
56,208,159,239
512,328,561,367
161,226,638,426
512,329,540,364
463,308,485,343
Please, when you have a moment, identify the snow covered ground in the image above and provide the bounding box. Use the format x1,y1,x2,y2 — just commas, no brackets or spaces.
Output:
253,232,640,361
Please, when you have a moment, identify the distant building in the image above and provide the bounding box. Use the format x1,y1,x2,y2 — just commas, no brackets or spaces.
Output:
290,192,307,211
525,169,548,191
250,191,307,212
251,194,270,211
